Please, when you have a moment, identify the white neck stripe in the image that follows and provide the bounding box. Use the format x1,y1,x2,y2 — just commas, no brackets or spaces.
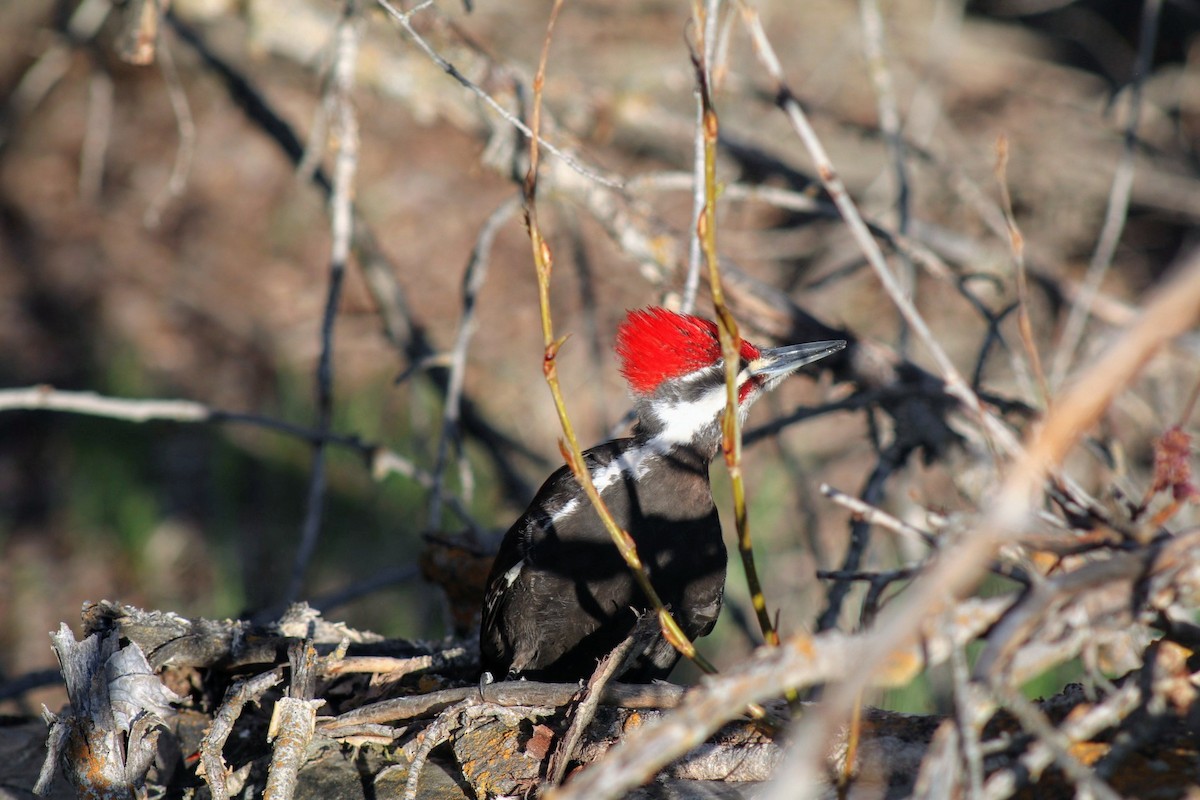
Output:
649,385,735,446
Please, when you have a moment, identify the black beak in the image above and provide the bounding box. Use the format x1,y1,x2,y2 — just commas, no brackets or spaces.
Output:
751,340,846,379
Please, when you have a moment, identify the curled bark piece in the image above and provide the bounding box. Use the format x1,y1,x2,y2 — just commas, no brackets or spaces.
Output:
35,625,180,798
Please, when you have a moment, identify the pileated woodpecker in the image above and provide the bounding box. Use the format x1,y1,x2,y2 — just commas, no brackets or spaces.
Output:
480,307,845,682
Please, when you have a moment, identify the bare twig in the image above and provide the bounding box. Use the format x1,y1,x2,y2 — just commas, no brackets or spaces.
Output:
198,668,285,800
287,0,362,605
682,0,722,314
818,483,1030,595
321,681,685,733
912,719,965,799
0,386,211,421
144,33,196,228
164,6,544,505
428,194,521,529
264,642,323,800
682,94,706,314
627,169,958,283
374,0,622,190
78,67,113,202
815,567,917,584
544,616,658,789
321,647,469,678
816,442,911,632
0,0,110,150
857,0,914,350
994,134,1049,406
819,482,936,548
0,386,465,516
1051,0,1163,387
950,645,987,800
117,0,160,64
401,698,472,800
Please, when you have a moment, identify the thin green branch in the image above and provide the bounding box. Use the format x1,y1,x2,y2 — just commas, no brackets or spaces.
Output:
692,3,780,650
522,0,718,678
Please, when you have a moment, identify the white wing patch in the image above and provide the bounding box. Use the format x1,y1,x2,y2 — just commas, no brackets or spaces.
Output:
548,437,675,525
501,561,523,588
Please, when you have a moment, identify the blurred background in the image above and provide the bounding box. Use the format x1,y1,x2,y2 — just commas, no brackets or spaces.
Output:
2,0,1198,717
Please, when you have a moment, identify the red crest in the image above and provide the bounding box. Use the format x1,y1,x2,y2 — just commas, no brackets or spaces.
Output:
615,308,761,395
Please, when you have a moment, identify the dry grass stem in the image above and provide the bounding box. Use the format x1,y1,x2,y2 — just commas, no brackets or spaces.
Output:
994,134,1050,407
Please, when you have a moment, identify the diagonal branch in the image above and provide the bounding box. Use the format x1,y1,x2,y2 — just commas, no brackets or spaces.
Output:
374,0,621,190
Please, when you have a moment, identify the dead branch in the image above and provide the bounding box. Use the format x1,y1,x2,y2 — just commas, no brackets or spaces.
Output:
199,668,285,800
264,642,323,800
